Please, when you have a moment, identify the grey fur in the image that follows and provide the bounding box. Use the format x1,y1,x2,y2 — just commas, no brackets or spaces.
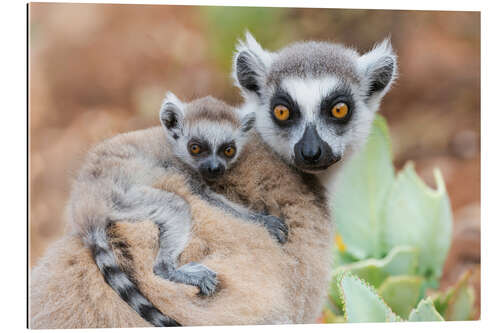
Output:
87,226,179,327
232,32,398,193
68,94,287,327
267,41,362,85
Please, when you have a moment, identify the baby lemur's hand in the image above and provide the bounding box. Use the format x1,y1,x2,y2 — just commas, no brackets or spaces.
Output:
154,261,219,296
255,214,289,244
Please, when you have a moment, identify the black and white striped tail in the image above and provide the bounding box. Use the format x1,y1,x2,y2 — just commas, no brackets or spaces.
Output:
87,226,180,327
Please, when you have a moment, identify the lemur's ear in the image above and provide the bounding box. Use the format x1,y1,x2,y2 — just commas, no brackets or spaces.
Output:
232,31,273,98
239,112,256,133
358,38,398,107
159,91,184,140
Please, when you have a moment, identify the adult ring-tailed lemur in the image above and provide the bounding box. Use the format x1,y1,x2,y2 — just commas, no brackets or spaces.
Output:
32,32,397,328
234,32,397,196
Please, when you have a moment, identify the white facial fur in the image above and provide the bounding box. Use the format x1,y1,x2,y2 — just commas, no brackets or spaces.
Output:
233,32,397,178
173,120,247,172
159,92,253,177
279,76,375,161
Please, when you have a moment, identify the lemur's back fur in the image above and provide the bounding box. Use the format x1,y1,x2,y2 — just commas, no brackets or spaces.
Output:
30,133,331,327
88,225,179,326
65,96,266,327
64,94,285,326
68,126,183,327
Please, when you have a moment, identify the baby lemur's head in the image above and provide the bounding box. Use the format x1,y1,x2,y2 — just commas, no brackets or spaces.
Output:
159,93,255,181
232,32,397,174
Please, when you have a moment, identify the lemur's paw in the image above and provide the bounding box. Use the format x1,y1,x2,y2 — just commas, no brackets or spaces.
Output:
153,260,174,280
177,262,218,296
259,214,289,244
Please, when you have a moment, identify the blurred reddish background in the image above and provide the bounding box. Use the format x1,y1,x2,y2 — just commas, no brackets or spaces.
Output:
29,3,480,316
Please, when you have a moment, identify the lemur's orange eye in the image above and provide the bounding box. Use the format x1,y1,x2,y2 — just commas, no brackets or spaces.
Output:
273,105,290,121
189,143,201,155
331,102,349,119
224,146,236,158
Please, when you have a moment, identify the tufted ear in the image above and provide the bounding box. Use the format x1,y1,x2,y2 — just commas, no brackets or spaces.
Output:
232,31,274,98
358,38,398,108
159,91,185,141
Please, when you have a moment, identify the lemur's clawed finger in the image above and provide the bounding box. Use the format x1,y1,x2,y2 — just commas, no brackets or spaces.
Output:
176,262,219,296
153,261,219,296
256,214,289,244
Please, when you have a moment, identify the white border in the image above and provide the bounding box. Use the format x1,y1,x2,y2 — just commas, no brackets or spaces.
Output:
2,0,497,332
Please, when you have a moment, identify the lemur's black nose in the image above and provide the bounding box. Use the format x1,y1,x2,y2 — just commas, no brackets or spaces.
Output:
294,125,339,171
200,159,225,180
301,145,322,163
299,126,323,164
208,164,223,176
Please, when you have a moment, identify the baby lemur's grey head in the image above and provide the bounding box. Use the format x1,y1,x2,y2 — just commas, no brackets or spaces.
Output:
232,32,397,173
159,92,255,181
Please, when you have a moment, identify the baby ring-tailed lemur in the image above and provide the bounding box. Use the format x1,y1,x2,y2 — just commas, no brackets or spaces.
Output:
67,93,288,326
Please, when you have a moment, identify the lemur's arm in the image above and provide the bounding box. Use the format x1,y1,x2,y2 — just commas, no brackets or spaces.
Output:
170,163,288,244
198,185,288,244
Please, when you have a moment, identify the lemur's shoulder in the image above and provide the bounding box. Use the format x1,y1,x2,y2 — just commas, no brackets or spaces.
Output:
218,131,328,214
86,126,170,161
95,126,165,150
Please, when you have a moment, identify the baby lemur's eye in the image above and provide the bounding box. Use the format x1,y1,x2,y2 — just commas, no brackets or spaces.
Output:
189,143,202,155
331,102,349,120
273,105,290,121
224,145,236,158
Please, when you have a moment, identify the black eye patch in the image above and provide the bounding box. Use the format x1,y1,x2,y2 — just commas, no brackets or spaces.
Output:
217,140,236,157
187,138,211,157
269,88,301,127
320,87,355,124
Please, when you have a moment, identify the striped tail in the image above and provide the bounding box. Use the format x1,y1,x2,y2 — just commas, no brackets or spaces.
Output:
87,226,180,327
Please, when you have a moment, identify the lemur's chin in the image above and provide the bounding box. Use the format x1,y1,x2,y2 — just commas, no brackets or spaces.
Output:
293,154,341,174
297,163,335,174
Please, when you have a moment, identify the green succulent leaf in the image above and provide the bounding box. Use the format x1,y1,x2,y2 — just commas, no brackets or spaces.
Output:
334,115,395,260
329,246,419,309
326,114,465,324
378,275,424,319
433,270,475,321
408,297,444,321
383,163,453,282
446,286,475,321
339,272,401,323
381,246,420,276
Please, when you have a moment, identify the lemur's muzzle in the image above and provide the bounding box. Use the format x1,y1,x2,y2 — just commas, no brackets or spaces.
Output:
293,125,341,172
200,158,225,181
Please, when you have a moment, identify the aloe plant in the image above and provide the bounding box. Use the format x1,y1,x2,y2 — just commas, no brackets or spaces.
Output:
383,164,452,286
334,116,394,260
338,272,446,322
339,272,401,322
433,270,476,320
378,275,423,319
332,115,452,281
335,272,475,323
408,297,444,322
329,245,419,311
322,115,476,323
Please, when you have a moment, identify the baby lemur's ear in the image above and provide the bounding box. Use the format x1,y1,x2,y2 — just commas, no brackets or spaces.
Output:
232,31,274,99
160,92,185,140
358,38,398,108
239,112,256,133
